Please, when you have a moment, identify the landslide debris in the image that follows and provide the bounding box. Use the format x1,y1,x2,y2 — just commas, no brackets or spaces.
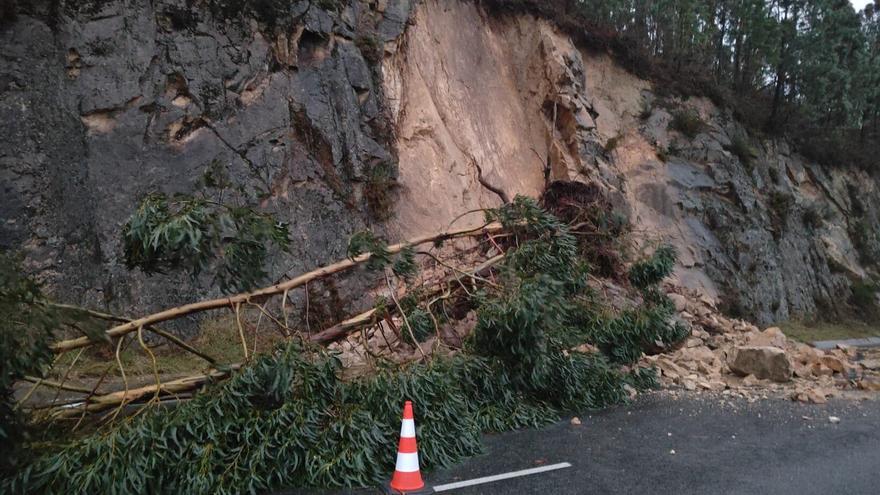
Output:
643,287,880,404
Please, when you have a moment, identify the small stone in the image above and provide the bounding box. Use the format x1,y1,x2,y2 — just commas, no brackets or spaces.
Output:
741,374,759,387
669,449,676,455
570,417,582,426
828,416,841,424
807,389,828,404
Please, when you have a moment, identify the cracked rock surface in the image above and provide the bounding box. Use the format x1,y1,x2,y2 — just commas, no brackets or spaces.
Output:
0,0,410,327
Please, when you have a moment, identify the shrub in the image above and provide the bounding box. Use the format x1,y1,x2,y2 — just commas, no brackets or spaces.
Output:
851,219,880,267
355,33,383,64
122,193,290,293
767,191,793,234
727,134,756,167
363,161,398,220
669,109,705,139
604,133,624,154
628,245,677,290
0,253,59,474
850,281,879,318
802,204,825,231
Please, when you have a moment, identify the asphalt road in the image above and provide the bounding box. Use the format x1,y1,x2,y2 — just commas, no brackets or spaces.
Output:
282,391,880,495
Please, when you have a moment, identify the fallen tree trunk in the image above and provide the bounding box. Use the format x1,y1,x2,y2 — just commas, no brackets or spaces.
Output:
310,253,504,344
51,222,503,354
49,254,506,418
53,365,242,418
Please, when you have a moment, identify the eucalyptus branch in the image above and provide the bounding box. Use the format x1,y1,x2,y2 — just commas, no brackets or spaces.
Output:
51,222,504,354
385,272,427,360
47,302,218,365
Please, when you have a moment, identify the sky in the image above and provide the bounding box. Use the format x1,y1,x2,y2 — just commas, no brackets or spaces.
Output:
851,0,873,11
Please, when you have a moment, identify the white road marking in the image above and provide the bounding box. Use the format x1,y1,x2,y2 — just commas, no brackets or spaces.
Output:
432,462,572,492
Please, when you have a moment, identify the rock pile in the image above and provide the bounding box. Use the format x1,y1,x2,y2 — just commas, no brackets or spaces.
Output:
642,287,880,403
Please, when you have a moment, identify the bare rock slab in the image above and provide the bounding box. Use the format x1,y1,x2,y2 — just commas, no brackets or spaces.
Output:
729,346,793,383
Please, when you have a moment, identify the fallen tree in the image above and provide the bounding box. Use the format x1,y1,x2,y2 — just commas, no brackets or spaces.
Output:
6,194,688,494
50,222,504,354
44,254,506,419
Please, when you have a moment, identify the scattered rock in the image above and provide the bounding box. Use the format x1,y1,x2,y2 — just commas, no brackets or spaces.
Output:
811,362,834,377
668,293,688,312
641,289,877,402
820,356,845,373
828,416,841,424
857,378,880,391
860,359,880,370
570,417,582,426
729,346,793,383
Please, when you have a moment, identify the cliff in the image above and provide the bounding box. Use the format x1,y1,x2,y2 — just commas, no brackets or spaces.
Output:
2,0,879,326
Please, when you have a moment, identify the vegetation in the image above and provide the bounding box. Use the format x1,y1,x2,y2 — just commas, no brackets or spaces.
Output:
122,193,290,293
0,254,58,474
363,161,399,220
669,108,706,138
3,196,686,493
801,203,825,230
780,318,880,343
727,134,757,168
851,218,880,267
767,190,794,234
850,280,880,317
482,0,880,170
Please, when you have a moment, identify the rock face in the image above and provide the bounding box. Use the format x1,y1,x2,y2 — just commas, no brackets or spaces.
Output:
730,346,793,383
0,0,411,322
384,0,880,325
2,0,880,328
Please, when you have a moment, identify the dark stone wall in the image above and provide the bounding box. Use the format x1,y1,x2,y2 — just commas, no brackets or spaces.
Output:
0,0,411,323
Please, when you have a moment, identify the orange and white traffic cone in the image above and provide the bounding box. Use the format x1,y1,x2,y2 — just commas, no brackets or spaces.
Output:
388,401,426,494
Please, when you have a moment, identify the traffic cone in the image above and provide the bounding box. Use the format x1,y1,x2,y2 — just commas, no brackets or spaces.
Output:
389,401,426,493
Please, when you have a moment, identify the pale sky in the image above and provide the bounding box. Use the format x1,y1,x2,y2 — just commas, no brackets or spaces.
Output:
852,0,873,11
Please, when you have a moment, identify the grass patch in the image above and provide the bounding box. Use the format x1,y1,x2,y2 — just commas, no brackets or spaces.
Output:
50,314,282,380
779,319,880,343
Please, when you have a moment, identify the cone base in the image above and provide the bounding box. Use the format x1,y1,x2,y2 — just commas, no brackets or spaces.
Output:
382,481,433,495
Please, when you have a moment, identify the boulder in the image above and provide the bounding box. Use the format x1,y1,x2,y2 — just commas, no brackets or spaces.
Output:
729,346,793,382
748,327,788,348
